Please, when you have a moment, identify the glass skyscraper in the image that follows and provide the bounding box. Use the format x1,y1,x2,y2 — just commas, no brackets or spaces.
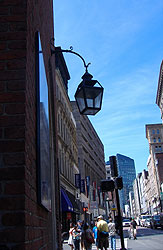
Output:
116,154,136,214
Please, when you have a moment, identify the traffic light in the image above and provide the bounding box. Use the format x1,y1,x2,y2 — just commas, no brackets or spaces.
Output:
109,156,118,177
83,207,88,212
115,176,123,190
100,179,115,192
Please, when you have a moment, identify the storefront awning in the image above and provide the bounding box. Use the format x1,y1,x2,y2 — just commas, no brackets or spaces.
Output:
61,189,73,212
66,190,80,213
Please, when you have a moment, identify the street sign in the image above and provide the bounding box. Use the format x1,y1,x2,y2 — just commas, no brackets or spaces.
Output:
160,192,163,201
94,209,98,217
111,204,116,211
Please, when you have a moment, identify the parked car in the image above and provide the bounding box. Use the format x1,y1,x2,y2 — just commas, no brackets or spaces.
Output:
140,215,151,227
123,218,131,227
144,218,151,228
150,214,163,229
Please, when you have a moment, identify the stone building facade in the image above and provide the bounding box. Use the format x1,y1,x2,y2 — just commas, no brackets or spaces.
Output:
156,60,163,120
0,1,61,249
71,101,106,220
55,48,80,232
146,123,163,214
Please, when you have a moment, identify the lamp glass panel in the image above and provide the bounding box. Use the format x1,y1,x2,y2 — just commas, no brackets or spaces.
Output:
94,91,103,108
75,88,86,113
84,87,103,109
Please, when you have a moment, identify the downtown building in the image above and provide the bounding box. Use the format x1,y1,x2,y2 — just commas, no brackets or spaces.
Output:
146,123,163,214
156,59,163,210
0,0,63,249
55,48,81,233
71,102,106,221
133,170,150,217
116,154,136,215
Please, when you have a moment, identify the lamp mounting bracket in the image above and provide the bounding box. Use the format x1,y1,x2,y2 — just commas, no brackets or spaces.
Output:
50,38,91,72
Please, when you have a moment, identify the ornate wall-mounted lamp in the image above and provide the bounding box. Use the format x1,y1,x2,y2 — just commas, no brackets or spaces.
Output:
51,39,103,115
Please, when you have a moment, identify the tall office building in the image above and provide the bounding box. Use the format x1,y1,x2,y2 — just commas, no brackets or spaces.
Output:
116,154,136,213
105,160,112,179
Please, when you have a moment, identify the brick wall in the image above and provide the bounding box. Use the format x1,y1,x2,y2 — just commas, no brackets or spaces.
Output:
0,0,60,249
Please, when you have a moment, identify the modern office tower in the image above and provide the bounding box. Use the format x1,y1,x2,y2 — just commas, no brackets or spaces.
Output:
105,160,112,179
116,154,136,214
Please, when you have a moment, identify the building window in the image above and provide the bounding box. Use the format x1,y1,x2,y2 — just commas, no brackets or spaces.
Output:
152,129,155,134
158,137,161,142
157,129,160,134
36,32,51,211
153,138,156,143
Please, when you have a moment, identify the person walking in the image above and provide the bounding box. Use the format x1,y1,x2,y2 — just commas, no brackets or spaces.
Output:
81,222,94,250
108,218,116,250
97,215,109,250
130,218,137,240
68,223,74,250
93,221,98,250
73,225,81,250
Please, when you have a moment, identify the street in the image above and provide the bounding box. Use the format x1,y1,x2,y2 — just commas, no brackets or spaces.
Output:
63,226,163,250
127,226,163,250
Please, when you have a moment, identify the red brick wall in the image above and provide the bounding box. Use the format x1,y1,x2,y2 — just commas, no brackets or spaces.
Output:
0,0,60,249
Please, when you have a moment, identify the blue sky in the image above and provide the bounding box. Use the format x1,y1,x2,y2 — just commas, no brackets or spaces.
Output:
53,0,163,174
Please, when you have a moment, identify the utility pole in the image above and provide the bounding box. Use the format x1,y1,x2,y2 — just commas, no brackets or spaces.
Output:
110,156,127,250
100,156,126,250
115,187,126,250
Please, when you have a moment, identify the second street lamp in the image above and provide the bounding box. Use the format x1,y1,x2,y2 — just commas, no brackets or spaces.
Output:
51,43,104,115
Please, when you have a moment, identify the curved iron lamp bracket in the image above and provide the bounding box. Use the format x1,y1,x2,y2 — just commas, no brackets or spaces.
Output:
51,38,91,72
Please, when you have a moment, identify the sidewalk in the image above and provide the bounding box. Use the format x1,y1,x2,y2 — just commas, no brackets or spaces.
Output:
63,237,128,249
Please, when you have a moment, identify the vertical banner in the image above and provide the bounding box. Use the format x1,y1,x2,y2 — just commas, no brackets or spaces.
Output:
81,179,85,193
85,176,90,198
97,186,101,205
102,192,105,206
93,181,96,201
75,174,81,189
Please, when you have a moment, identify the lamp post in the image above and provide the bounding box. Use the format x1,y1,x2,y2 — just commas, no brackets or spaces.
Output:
51,41,104,115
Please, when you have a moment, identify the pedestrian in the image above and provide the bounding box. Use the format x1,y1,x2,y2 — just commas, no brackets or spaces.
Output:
130,218,137,240
79,221,85,250
68,223,74,250
77,221,84,250
93,221,98,250
97,215,109,250
81,222,94,250
108,218,116,250
73,225,81,250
